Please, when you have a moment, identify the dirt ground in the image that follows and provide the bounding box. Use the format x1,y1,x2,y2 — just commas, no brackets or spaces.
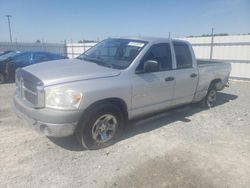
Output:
0,81,250,188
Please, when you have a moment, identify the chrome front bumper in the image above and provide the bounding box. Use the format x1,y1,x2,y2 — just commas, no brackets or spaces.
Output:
13,96,81,137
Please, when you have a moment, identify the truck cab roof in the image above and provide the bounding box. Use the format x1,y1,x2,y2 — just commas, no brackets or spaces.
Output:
111,36,189,44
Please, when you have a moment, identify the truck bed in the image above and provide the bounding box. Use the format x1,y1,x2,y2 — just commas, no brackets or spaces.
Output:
192,59,231,102
197,59,226,66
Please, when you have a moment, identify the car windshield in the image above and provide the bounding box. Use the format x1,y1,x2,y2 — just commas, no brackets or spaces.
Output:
0,51,20,61
77,39,147,69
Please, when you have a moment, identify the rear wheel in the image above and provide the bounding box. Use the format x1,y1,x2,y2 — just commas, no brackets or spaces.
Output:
202,84,217,108
0,73,5,84
76,103,125,150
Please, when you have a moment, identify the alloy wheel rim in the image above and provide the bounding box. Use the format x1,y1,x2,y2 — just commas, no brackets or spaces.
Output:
207,90,216,107
92,114,117,143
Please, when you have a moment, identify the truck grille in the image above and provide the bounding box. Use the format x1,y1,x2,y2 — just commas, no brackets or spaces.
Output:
15,69,45,108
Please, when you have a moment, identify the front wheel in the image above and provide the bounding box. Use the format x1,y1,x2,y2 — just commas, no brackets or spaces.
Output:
76,103,125,150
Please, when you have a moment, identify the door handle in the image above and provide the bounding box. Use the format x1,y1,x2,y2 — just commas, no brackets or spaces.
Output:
190,73,197,78
165,77,174,81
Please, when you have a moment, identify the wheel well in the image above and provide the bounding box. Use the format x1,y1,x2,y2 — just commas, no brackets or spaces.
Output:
209,79,222,89
85,98,129,121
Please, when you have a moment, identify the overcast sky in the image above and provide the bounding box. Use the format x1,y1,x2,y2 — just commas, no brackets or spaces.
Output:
0,0,249,43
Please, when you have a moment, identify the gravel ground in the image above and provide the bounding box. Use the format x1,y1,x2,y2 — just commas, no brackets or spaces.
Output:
0,81,250,188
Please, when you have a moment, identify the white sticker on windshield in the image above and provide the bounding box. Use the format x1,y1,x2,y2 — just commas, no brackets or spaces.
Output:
128,42,145,48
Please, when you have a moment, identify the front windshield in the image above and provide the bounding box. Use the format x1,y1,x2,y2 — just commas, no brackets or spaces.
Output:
0,51,20,61
77,39,147,69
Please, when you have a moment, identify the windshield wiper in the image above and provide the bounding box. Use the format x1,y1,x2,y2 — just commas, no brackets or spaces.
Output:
82,55,113,68
95,61,113,68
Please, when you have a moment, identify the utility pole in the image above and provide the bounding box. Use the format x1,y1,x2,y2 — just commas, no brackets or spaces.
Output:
71,38,74,58
210,28,214,60
5,15,13,43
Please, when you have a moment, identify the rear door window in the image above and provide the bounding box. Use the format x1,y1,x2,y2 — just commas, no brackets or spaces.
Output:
173,42,193,69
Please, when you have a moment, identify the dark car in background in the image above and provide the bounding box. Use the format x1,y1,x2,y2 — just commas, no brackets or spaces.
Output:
0,51,67,84
0,51,14,56
0,52,21,82
0,51,20,60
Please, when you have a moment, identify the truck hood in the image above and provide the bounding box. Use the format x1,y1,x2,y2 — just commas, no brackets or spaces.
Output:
23,59,121,86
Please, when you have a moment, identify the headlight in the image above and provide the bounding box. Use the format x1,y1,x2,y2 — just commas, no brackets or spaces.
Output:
45,88,83,110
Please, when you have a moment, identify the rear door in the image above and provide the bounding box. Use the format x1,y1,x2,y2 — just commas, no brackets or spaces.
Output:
131,43,175,117
172,41,198,105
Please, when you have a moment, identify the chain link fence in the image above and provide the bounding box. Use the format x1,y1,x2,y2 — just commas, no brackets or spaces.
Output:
66,43,97,58
1,35,250,79
0,42,67,56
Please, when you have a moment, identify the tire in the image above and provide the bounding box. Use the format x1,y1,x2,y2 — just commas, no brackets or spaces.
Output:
202,84,217,109
0,73,5,84
76,103,125,150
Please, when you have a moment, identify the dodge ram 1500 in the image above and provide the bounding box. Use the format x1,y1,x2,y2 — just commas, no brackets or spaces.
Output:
14,37,231,149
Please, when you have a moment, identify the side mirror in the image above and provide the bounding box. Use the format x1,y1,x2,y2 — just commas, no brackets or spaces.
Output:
143,60,159,73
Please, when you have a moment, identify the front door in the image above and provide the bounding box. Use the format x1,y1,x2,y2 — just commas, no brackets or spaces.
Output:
131,43,175,118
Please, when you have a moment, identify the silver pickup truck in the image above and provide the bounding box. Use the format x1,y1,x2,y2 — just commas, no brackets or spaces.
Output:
14,37,231,149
